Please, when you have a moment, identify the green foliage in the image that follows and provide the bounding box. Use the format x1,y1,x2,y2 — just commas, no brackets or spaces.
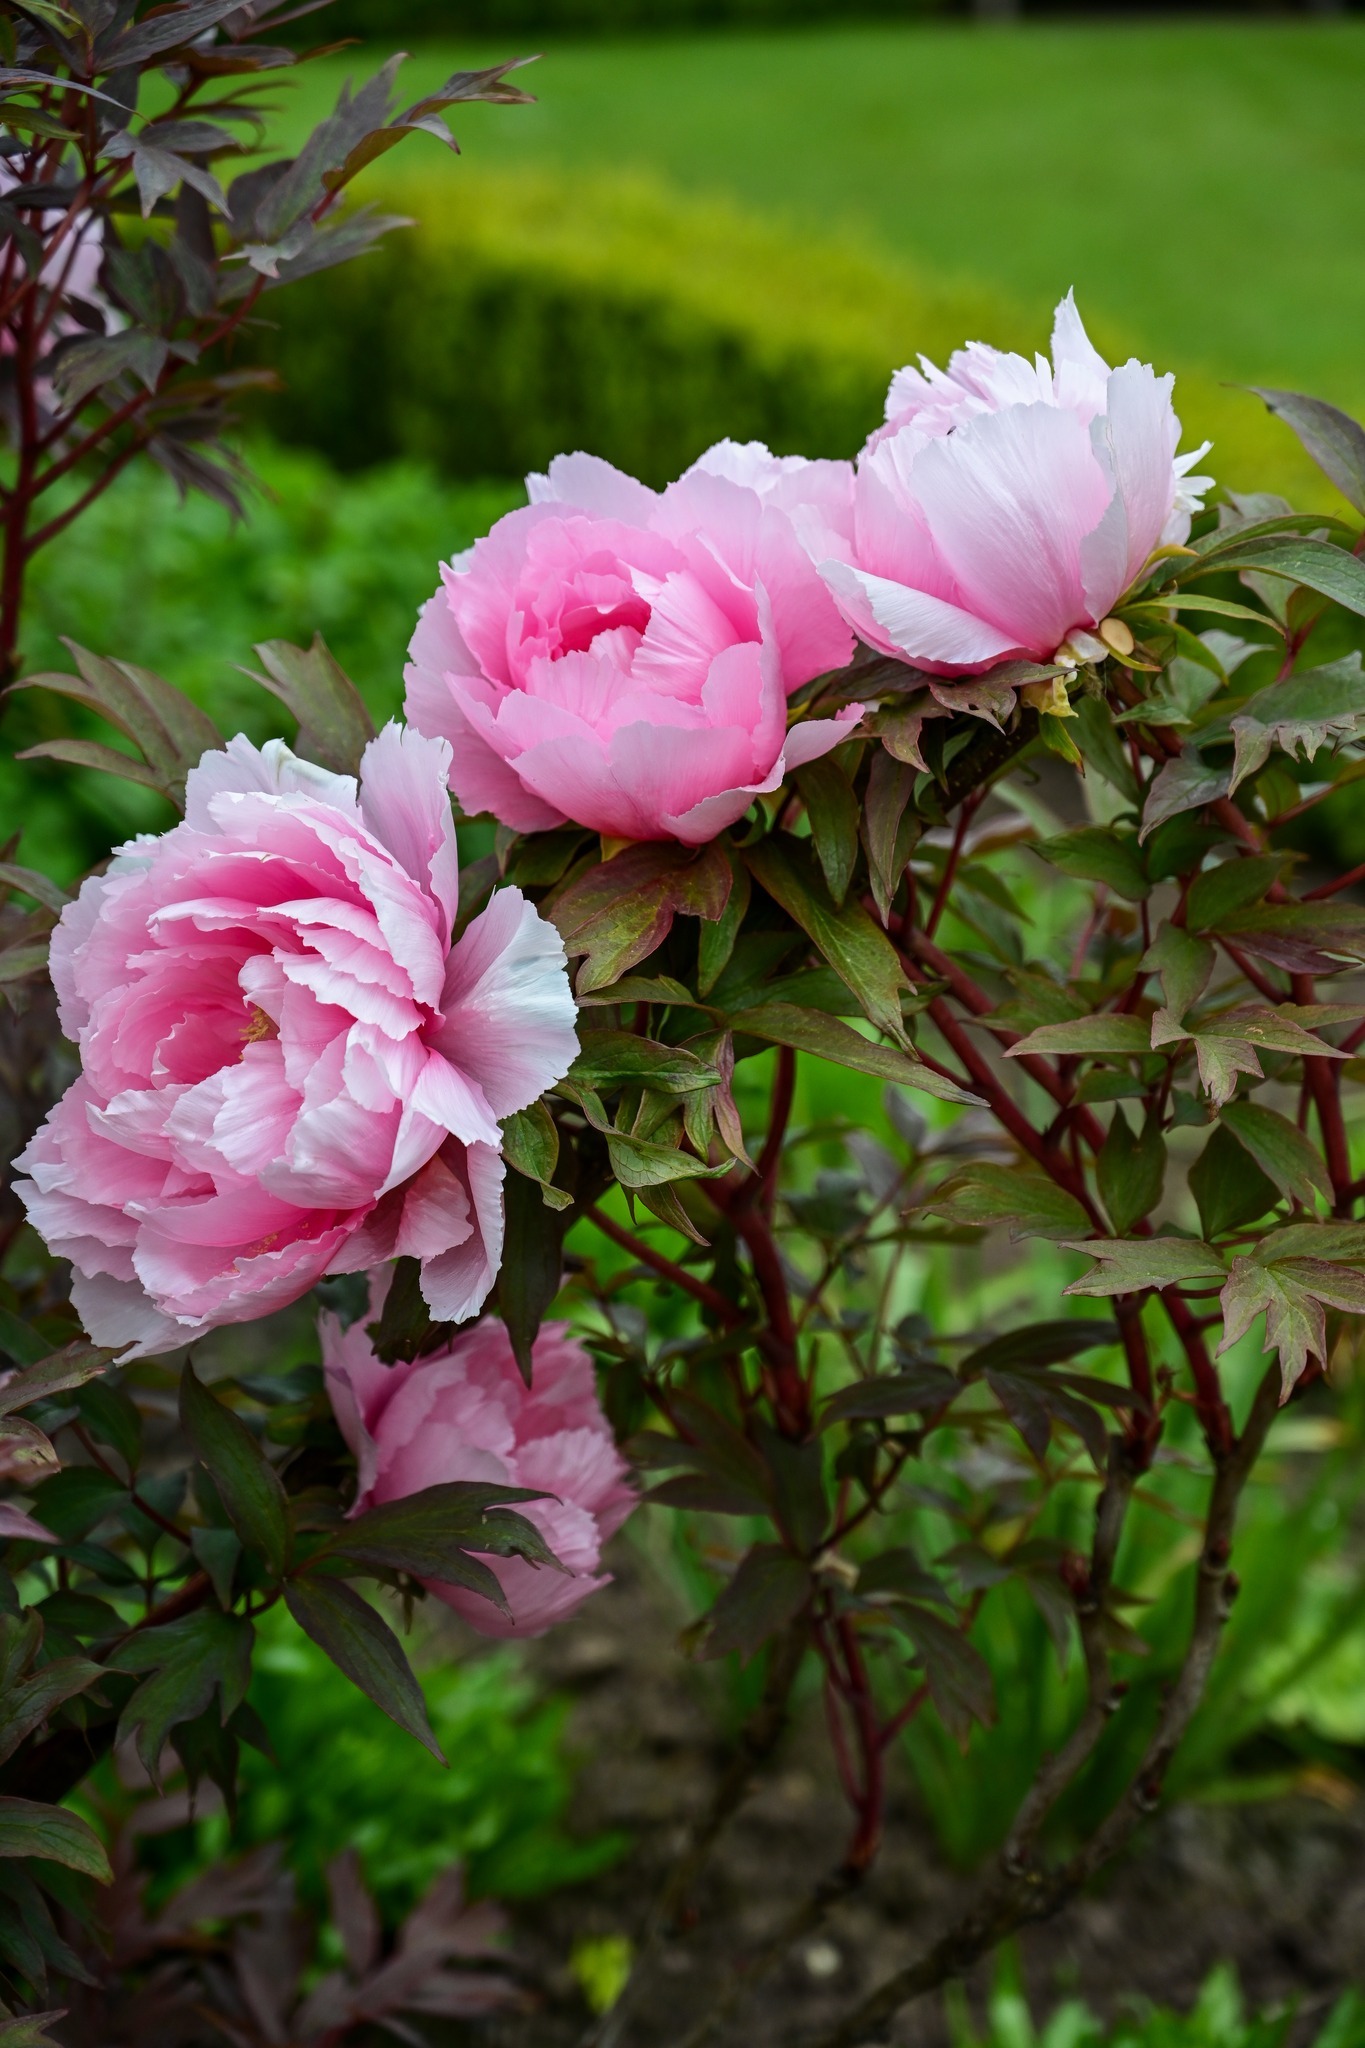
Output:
947,1953,1365,2048
4,447,521,882
902,1387,1365,1871
191,1607,625,1919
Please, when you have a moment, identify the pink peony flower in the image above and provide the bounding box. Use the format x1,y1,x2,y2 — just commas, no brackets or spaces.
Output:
321,1293,635,1638
404,441,861,844
15,727,578,1358
809,293,1213,676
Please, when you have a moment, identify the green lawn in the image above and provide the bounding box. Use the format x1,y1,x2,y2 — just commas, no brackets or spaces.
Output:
284,20,1365,415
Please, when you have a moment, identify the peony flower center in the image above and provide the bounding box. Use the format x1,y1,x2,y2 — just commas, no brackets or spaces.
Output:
552,590,652,659
240,1004,276,1047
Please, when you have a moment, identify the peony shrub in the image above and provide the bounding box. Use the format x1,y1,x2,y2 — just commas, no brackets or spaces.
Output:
6,56,1365,2039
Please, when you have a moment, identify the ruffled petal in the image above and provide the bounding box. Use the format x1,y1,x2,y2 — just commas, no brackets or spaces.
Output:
419,1140,506,1323
434,887,578,1120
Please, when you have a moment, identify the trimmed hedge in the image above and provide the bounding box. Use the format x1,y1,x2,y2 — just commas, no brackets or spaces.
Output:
254,168,1342,506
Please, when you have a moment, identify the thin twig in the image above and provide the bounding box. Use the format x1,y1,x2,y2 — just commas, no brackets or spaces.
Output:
586,1206,744,1328
804,1363,1282,2048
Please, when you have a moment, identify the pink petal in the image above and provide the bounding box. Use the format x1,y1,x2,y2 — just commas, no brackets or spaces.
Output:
508,730,653,841
526,451,658,522
419,1140,506,1323
408,668,567,834
433,888,578,1120
163,1044,300,1180
819,558,1020,672
781,703,866,770
403,1045,500,1150
609,719,757,836
358,722,461,937
1050,289,1113,422
184,734,359,835
68,1270,184,1359
1082,359,1182,608
630,569,743,698
393,1147,475,1260
854,436,958,598
752,513,855,688
910,401,1112,655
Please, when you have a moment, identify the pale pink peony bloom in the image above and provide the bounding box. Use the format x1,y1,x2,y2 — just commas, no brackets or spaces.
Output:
404,441,861,844
810,293,1213,676
322,1293,635,1638
15,727,578,1358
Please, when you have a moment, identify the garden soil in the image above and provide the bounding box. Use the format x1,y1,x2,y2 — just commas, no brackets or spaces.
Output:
469,1547,1365,2048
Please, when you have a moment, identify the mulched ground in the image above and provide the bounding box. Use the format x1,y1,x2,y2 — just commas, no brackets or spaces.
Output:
475,1547,1365,2048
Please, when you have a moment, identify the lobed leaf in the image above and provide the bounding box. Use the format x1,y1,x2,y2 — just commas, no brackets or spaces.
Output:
890,1604,995,1748
500,1101,570,1210
1032,826,1149,903
1185,534,1365,618
250,634,375,777
1219,1100,1332,1210
819,1364,961,1428
923,1164,1090,1242
315,1480,560,1616
1004,1015,1151,1060
283,1578,443,1762
496,1166,571,1381
0,1800,110,1883
1185,855,1284,932
0,1310,53,1371
745,835,910,1042
0,1656,105,1768
1190,1123,1282,1240
731,1002,982,1105
1215,901,1365,975
1062,1238,1227,1297
551,841,731,995
1249,387,1365,515
795,756,860,907
570,1031,719,1095
0,864,70,917
1096,1107,1166,1235
1139,753,1232,842
1223,655,1365,793
108,1608,253,1781
863,749,920,924
958,1320,1117,1378
697,1545,810,1662
0,2010,71,2046
180,1363,290,1576
14,642,221,808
